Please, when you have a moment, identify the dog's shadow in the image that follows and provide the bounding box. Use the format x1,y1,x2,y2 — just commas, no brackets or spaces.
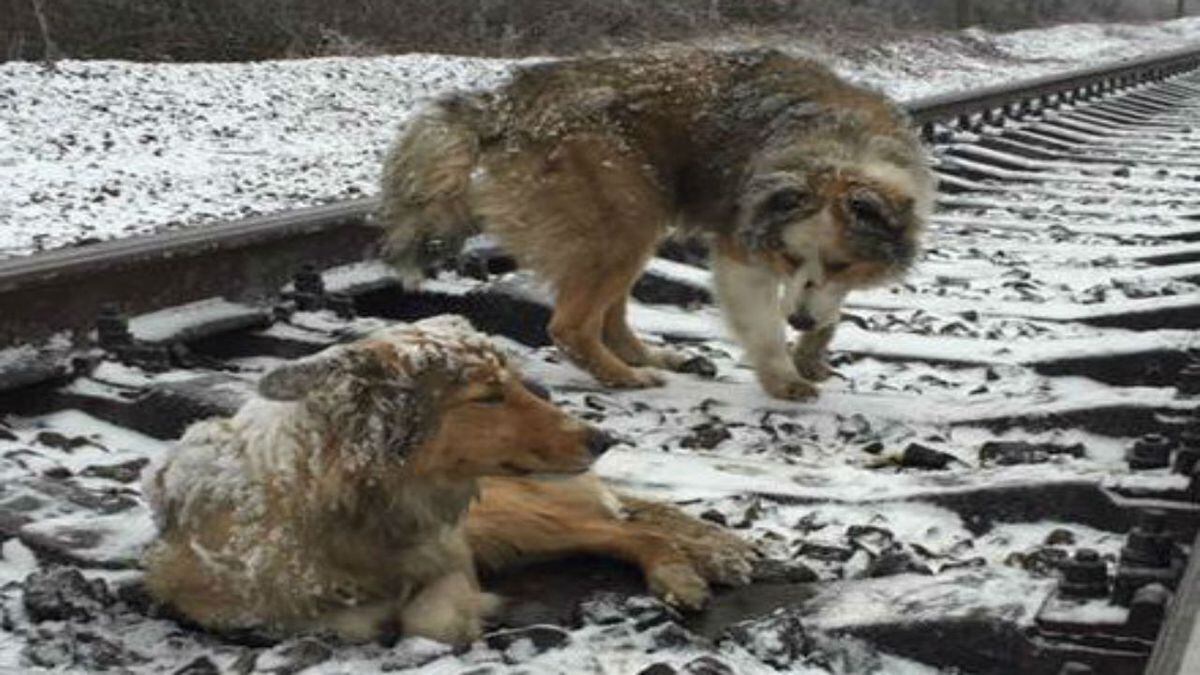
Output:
488,556,821,639
485,556,647,628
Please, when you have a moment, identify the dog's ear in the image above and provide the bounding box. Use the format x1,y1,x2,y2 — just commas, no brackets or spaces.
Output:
257,348,351,401
737,171,823,252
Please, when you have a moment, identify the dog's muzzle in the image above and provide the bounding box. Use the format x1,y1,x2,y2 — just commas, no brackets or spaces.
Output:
587,429,620,458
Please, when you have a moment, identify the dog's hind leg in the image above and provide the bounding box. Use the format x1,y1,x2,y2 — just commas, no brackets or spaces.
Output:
602,295,692,372
475,134,671,389
550,261,666,389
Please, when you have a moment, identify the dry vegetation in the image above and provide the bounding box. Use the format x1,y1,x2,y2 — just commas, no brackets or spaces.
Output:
2,0,1188,62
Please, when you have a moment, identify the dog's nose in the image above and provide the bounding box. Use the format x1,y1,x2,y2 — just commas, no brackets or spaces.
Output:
787,310,816,332
586,429,620,458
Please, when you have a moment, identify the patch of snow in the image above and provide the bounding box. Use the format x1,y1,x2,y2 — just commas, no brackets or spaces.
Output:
0,540,38,586
128,297,268,343
19,508,157,569
807,567,1053,630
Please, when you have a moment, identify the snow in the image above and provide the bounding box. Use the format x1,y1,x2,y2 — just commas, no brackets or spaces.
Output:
1038,597,1129,626
0,541,38,587
2,409,168,478
990,21,1200,62
806,567,1053,630
4,19,1200,258
128,297,268,343
19,509,157,569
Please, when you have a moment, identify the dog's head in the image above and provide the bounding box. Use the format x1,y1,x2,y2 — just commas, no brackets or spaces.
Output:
256,315,614,480
733,132,934,326
736,162,929,281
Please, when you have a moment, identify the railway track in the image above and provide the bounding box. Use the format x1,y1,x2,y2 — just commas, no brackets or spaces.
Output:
2,47,1200,674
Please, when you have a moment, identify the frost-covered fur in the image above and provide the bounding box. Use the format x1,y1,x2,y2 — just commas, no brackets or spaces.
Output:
141,315,590,643
143,315,758,644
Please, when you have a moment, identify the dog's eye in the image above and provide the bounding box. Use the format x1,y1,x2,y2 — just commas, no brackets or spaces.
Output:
848,195,889,229
765,188,806,213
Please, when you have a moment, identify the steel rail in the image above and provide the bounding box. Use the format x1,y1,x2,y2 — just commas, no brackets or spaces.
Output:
1,45,1199,349
0,199,379,347
907,45,1200,134
1146,527,1200,675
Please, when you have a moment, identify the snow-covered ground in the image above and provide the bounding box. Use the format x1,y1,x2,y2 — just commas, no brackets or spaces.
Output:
2,15,1200,675
0,288,1154,674
2,19,1200,258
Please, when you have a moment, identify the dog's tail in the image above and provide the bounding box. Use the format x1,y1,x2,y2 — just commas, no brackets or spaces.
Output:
378,95,485,288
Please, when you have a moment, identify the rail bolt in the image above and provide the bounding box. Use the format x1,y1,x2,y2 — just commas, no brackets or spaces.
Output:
1119,510,1173,568
293,264,325,295
291,264,326,311
95,303,133,350
1113,510,1181,606
1126,583,1172,640
1057,663,1093,675
1058,548,1109,599
1126,433,1173,470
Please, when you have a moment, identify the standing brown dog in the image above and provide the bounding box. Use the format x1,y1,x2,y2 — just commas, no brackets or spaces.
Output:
379,49,934,400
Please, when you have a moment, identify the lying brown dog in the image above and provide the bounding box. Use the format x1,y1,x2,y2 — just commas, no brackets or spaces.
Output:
142,316,756,644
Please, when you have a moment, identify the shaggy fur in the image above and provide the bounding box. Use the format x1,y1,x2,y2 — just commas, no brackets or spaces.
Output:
379,48,935,400
142,316,756,644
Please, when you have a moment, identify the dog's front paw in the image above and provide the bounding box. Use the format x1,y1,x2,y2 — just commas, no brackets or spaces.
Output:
759,371,819,401
647,562,710,611
793,356,835,382
690,538,759,587
693,547,755,587
601,367,666,389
